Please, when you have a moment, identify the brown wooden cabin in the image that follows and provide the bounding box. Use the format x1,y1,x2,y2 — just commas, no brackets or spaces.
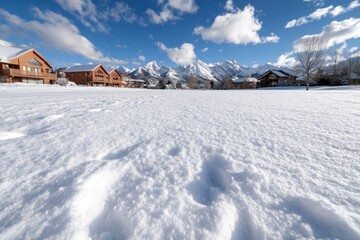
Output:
0,48,56,84
349,73,360,85
257,70,298,87
108,69,125,87
231,77,258,89
129,79,146,88
65,64,109,86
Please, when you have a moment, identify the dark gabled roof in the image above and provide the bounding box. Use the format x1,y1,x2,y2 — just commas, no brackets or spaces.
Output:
64,64,101,73
257,69,295,80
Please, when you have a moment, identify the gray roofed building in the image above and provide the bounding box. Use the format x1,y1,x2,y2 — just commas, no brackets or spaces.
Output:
64,64,101,73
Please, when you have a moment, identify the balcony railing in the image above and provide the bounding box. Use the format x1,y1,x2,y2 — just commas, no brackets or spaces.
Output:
1,68,57,78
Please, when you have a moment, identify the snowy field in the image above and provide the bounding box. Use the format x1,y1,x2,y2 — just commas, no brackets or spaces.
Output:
0,83,359,240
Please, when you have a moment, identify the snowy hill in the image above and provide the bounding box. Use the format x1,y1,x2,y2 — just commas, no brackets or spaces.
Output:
1,84,359,239
144,61,161,78
161,67,183,82
176,60,217,82
118,66,132,74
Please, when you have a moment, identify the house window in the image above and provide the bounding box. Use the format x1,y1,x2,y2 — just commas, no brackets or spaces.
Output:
22,66,26,71
27,58,42,66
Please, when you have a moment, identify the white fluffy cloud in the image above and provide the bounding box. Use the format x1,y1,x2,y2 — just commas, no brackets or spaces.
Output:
201,47,209,52
138,55,146,61
194,5,279,45
147,0,198,24
274,51,297,67
285,1,360,28
224,0,235,12
0,8,126,65
156,42,196,66
304,0,325,7
275,17,360,67
56,0,143,32
294,18,360,49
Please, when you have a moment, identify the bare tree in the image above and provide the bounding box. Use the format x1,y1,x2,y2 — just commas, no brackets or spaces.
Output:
294,36,328,90
187,74,199,89
223,75,234,89
353,53,360,76
329,48,343,85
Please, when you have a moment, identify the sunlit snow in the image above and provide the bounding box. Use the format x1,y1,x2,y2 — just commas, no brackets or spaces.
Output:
0,84,359,239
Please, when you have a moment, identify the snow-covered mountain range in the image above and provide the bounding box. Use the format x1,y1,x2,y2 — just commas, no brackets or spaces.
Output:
120,60,287,84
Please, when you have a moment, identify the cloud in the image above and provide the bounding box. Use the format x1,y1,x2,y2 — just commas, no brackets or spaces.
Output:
103,2,140,24
56,0,108,33
194,4,279,45
262,33,280,43
147,0,198,24
146,8,177,24
285,1,360,28
304,0,325,7
274,51,297,67
201,47,209,52
167,0,198,13
156,42,196,65
55,0,144,32
224,0,235,12
330,6,345,17
0,39,12,47
138,55,146,61
0,8,126,65
294,18,360,49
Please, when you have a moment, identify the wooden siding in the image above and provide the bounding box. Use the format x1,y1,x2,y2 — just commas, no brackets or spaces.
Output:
0,49,56,84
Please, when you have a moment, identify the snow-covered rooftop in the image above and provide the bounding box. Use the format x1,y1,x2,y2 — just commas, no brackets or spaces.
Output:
350,73,360,79
272,70,288,78
64,64,101,73
232,77,258,83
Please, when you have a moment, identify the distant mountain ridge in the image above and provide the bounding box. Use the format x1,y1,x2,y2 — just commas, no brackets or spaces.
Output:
120,59,291,84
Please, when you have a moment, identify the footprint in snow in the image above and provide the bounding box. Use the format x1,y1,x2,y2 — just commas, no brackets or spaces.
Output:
0,131,26,141
188,155,231,206
168,146,181,157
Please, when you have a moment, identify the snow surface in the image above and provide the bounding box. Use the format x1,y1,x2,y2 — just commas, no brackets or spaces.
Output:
0,83,360,240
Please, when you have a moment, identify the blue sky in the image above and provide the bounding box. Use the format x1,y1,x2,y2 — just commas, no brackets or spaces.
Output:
0,0,359,69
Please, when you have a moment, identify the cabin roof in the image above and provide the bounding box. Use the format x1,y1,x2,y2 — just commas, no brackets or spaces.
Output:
350,73,360,79
232,77,258,83
65,64,102,73
0,47,53,69
272,70,288,77
257,69,293,80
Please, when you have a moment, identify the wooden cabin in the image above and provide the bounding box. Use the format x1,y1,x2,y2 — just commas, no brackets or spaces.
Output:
108,69,125,87
0,48,56,84
257,70,298,87
231,77,258,89
349,73,360,85
129,79,146,88
65,64,109,86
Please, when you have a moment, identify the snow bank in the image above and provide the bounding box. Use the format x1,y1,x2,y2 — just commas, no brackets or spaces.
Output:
0,85,359,239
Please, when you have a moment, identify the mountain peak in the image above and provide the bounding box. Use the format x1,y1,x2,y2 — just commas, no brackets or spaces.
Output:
145,61,160,70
